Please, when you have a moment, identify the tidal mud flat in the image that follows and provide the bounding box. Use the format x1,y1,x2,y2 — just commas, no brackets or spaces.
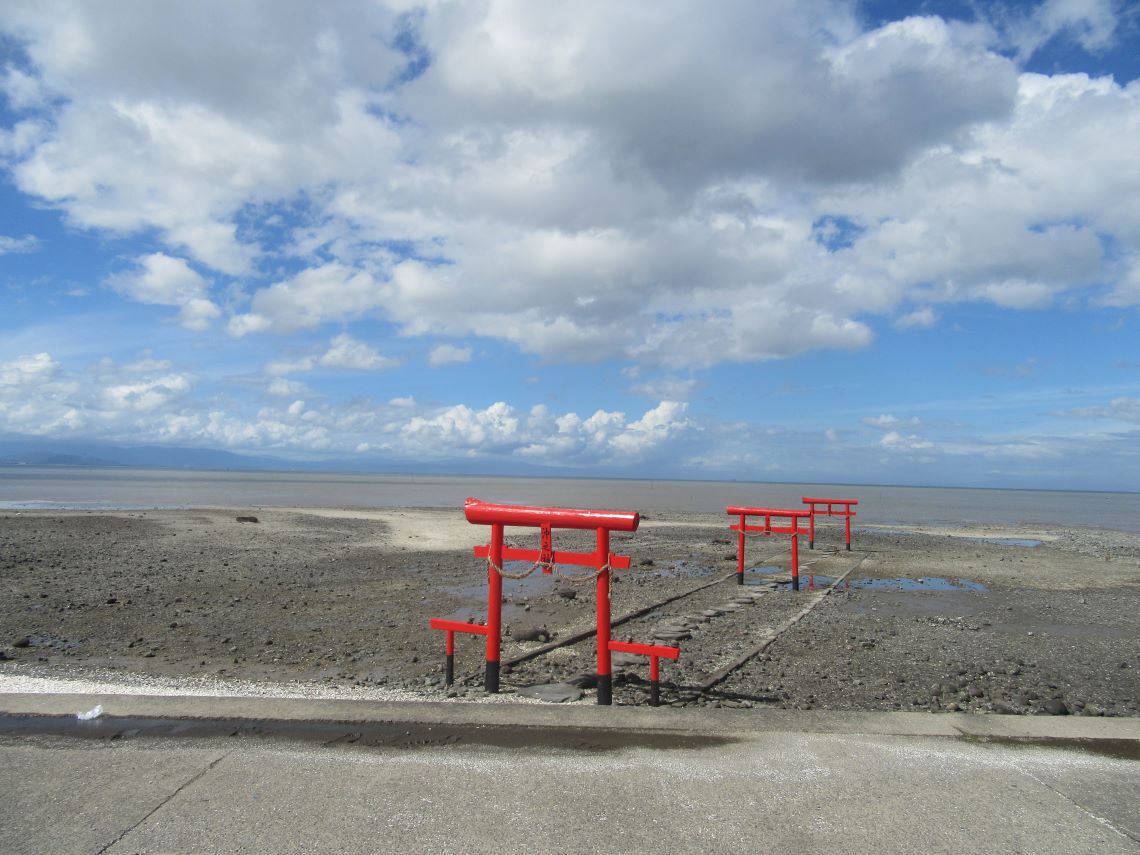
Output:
0,508,1137,715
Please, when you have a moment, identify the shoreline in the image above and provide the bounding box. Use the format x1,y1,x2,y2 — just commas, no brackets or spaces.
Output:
5,467,1140,535
6,502,1140,542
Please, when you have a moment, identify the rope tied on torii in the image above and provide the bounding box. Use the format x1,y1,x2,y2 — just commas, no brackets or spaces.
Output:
485,554,613,583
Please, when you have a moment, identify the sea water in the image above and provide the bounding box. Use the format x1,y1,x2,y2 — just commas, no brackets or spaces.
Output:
1,466,1138,533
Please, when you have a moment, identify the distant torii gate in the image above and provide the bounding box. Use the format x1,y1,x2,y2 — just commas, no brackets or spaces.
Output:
726,506,811,591
802,496,859,551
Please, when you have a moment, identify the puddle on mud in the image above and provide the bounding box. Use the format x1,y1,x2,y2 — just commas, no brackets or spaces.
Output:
446,562,557,597
853,577,987,592
737,567,785,586
441,562,559,622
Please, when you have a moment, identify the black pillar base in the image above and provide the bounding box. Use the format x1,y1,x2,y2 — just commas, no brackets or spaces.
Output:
737,572,743,586
792,576,800,591
597,674,612,705
445,654,454,686
846,543,851,551
485,660,500,693
809,540,814,550
650,681,660,707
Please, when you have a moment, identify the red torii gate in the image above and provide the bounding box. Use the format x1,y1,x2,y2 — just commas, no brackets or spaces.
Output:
727,506,811,591
802,496,859,551
430,497,679,706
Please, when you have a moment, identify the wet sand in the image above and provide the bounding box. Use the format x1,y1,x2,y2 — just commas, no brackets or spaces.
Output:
1,508,1137,715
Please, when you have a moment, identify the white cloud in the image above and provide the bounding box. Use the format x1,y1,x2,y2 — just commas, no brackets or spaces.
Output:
0,349,696,463
267,377,309,397
1101,258,1140,307
0,233,39,254
880,430,934,451
1002,0,1119,61
3,3,405,273
865,415,895,429
629,376,699,402
109,253,204,304
265,334,395,378
107,253,221,329
232,264,384,334
122,356,171,373
979,279,1056,309
402,401,521,455
1062,396,1140,423
1,348,1134,486
319,334,396,370
894,307,937,330
609,401,690,455
0,352,58,386
0,352,192,437
1,3,1138,372
416,7,1014,187
179,298,222,331
266,356,316,376
227,313,272,337
863,414,922,429
428,344,472,366
101,373,190,413
1,64,49,110
0,118,47,158
830,73,1134,315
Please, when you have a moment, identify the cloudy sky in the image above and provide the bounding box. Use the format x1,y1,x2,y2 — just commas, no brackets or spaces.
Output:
1,0,1139,490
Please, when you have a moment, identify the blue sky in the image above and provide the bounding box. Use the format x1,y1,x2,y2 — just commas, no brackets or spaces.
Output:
1,0,1139,490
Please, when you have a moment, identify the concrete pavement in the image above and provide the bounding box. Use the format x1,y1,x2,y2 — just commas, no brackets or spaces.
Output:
1,693,1137,854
